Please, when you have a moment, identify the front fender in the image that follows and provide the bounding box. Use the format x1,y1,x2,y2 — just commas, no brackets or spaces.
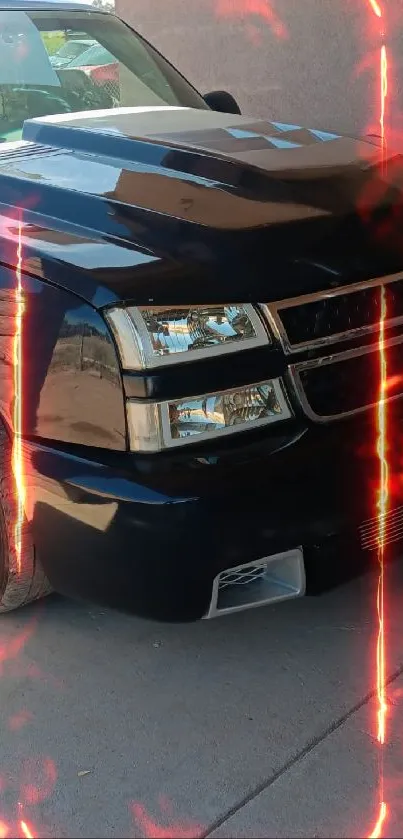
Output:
0,262,127,450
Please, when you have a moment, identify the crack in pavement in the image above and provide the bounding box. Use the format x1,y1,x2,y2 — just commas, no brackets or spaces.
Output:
202,661,403,838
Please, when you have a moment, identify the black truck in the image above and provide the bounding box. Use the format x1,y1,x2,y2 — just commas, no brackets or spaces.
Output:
0,0,401,621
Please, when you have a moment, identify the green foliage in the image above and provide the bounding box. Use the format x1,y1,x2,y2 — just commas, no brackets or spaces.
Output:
41,31,66,55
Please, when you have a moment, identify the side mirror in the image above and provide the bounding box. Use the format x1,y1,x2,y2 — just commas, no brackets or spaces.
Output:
204,90,241,115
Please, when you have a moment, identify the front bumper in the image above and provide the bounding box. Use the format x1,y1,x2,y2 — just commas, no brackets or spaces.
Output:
25,411,391,622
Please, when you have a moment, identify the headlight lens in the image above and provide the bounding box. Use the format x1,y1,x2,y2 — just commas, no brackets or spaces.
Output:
106,304,269,369
127,378,292,451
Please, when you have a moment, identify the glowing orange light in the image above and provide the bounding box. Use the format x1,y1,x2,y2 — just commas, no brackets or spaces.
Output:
368,0,382,18
19,821,34,839
131,801,203,839
380,44,388,159
361,1,391,834
20,757,58,806
8,710,33,732
215,0,288,39
376,284,388,747
366,285,390,839
12,215,25,574
369,801,387,839
0,821,8,839
383,374,403,392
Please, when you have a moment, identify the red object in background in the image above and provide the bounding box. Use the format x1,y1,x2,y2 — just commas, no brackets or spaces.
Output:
78,62,119,86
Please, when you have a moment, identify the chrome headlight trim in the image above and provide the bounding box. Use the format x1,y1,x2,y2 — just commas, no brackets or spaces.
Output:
126,377,292,452
105,303,270,370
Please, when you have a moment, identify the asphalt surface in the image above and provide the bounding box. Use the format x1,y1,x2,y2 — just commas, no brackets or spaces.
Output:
1,560,403,838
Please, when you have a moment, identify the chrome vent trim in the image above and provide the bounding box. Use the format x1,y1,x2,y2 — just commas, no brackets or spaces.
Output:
218,563,268,588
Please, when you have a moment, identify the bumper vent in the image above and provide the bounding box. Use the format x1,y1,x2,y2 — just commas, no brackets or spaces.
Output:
218,563,268,588
205,548,306,618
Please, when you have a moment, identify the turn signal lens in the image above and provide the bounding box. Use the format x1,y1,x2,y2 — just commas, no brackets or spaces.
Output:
127,378,292,452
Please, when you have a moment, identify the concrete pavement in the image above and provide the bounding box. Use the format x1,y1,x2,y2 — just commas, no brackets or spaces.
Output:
1,559,403,838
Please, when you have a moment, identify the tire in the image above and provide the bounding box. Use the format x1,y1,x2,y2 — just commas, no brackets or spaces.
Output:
0,424,52,613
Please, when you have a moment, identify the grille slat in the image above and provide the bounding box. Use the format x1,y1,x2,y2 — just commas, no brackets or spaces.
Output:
280,280,403,349
296,339,403,419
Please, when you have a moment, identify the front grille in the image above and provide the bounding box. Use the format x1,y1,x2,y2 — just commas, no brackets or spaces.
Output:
265,271,403,420
359,506,403,550
280,279,403,348
296,339,403,419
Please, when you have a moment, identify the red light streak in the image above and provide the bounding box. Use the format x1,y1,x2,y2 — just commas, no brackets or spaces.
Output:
380,44,388,172
368,12,392,839
362,0,390,836
368,283,389,839
365,278,390,839
20,757,57,806
131,800,203,838
12,214,25,575
8,711,33,732
368,0,382,18
7,218,38,839
214,0,288,39
19,821,34,839
369,800,388,839
376,284,388,749
383,374,403,393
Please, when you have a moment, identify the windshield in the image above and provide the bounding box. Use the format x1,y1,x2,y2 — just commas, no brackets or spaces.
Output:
0,9,208,143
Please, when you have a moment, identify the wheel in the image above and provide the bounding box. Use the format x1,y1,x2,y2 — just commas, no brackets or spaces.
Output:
0,423,52,613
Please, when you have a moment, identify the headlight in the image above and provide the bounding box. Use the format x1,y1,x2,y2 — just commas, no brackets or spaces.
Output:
106,304,269,369
127,379,292,451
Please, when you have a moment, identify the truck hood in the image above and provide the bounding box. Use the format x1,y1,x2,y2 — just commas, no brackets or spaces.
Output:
0,105,402,307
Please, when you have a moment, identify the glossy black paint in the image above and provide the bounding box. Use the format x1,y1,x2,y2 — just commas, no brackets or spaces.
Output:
0,6,402,618
122,347,285,402
24,408,377,621
0,262,126,449
6,107,403,312
203,90,241,114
